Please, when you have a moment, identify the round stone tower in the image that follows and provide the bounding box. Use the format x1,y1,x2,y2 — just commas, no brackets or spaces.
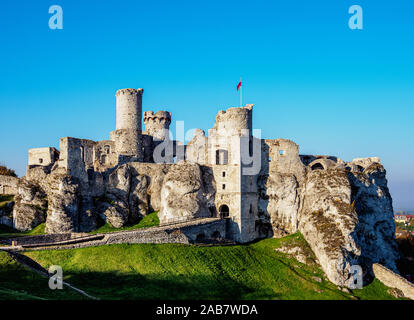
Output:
143,110,171,141
111,88,144,161
214,104,253,137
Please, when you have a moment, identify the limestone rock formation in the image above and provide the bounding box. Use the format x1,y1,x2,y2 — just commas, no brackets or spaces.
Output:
79,197,98,232
13,179,47,231
128,174,150,223
159,162,215,223
298,166,399,287
141,165,170,212
258,155,399,288
98,200,129,228
298,169,361,286
258,172,300,237
348,163,399,270
97,164,139,228
45,174,80,234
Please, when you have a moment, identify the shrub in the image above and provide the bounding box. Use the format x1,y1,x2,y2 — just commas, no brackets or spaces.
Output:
0,165,17,177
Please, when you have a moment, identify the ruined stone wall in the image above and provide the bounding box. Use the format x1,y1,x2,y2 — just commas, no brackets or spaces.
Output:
106,219,226,245
58,137,95,183
351,157,381,169
93,140,117,170
180,218,226,242
185,129,208,165
266,139,306,183
28,147,59,166
213,164,240,220
373,263,414,300
0,175,19,195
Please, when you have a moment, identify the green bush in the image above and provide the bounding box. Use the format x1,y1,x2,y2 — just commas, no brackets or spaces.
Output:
0,166,17,177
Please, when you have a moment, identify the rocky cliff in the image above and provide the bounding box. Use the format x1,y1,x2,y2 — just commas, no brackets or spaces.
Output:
159,162,215,223
259,159,399,287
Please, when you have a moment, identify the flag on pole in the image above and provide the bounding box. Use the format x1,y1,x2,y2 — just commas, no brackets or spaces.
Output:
237,80,242,91
237,78,242,107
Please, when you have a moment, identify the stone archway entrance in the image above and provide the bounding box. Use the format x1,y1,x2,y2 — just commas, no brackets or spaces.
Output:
219,204,230,218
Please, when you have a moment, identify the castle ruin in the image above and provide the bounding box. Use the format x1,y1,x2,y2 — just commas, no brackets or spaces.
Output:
1,87,400,287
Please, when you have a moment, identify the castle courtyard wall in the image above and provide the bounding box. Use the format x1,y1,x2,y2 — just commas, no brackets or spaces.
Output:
0,175,19,195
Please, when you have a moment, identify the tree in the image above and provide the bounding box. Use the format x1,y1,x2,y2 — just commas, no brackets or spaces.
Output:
0,165,17,177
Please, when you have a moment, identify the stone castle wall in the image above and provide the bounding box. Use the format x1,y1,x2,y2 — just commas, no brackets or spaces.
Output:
143,110,171,141
28,147,59,166
0,175,19,195
373,263,414,300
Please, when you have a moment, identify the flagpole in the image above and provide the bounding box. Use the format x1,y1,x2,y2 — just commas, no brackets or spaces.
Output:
240,77,242,107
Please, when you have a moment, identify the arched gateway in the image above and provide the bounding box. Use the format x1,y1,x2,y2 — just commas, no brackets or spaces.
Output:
219,204,230,218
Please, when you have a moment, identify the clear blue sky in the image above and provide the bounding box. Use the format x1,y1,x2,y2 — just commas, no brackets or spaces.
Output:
0,1,413,210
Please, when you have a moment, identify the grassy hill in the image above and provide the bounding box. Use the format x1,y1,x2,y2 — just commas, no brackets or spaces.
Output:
89,211,160,234
0,223,45,239
12,233,398,300
0,250,84,300
0,212,159,240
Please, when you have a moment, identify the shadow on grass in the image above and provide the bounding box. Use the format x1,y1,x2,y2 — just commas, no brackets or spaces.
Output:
59,271,280,300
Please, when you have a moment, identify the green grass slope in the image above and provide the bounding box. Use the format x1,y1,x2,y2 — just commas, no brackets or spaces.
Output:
0,212,159,239
0,223,45,239
0,195,14,208
0,250,84,300
22,233,398,300
90,211,160,234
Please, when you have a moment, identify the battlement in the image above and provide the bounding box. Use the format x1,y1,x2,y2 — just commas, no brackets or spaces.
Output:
215,104,253,121
144,110,172,141
144,110,171,125
115,88,144,96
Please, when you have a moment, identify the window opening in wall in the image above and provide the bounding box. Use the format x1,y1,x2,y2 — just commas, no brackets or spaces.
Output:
216,149,228,165
311,163,324,170
222,184,226,190
222,171,226,177
219,204,230,218
39,158,43,164
279,150,285,155
80,146,85,162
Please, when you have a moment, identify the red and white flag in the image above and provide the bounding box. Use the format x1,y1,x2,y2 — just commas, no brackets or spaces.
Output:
237,80,242,91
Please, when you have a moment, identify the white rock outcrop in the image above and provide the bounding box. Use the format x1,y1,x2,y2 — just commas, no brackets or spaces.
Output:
159,162,215,224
